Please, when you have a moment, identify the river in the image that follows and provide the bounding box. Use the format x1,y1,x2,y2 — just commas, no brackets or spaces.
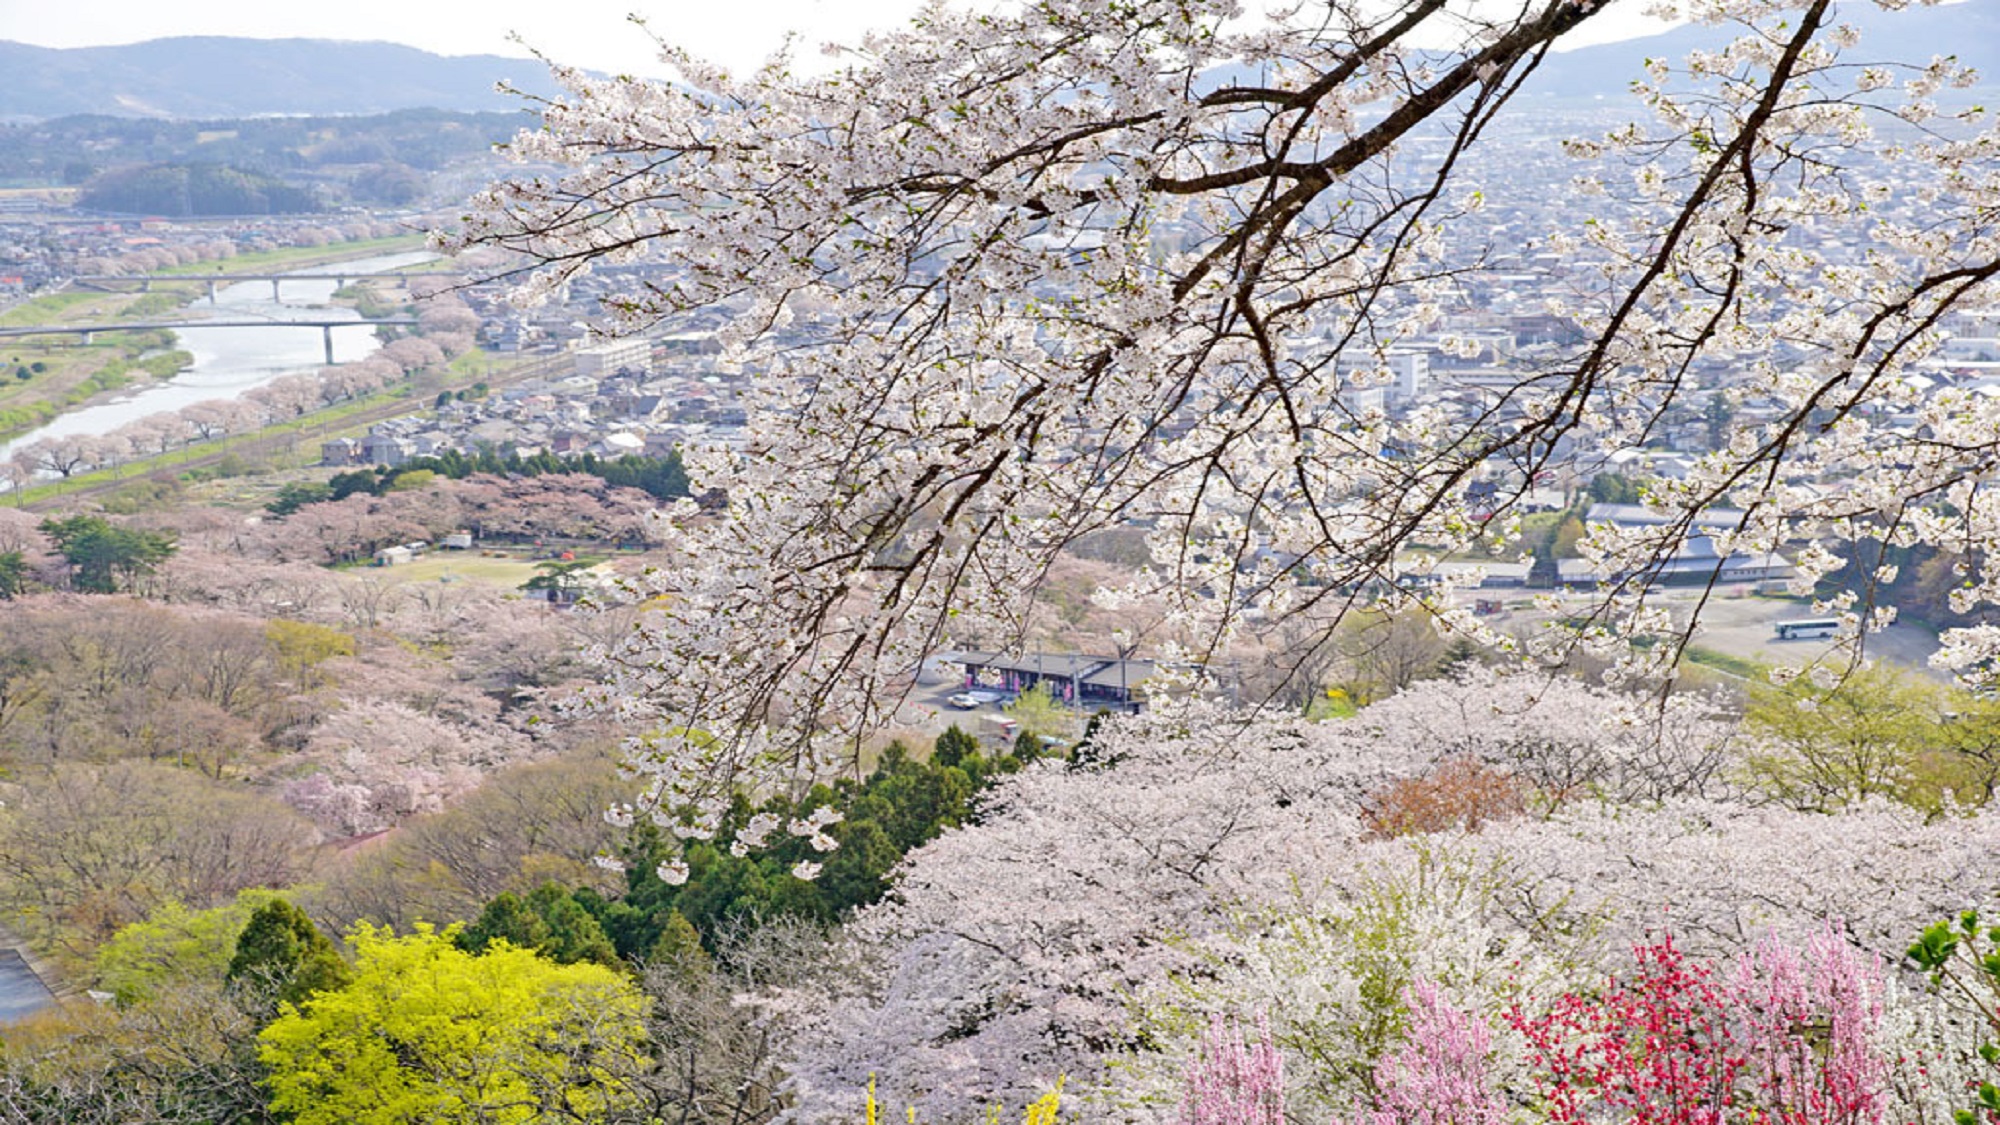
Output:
0,249,437,461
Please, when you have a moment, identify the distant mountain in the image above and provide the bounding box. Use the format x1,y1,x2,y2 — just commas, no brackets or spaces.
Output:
0,110,527,192
4,4,1989,124
1527,0,2000,100
1189,1,1997,106
0,37,568,121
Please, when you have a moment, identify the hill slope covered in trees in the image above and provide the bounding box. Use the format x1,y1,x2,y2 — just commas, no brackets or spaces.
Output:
0,38,564,120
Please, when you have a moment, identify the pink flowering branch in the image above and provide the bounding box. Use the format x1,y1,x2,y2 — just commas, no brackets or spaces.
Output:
1177,1013,1285,1125
1343,977,1507,1125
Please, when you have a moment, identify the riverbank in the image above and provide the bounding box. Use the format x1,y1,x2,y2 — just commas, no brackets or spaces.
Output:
0,295,193,442
7,349,563,512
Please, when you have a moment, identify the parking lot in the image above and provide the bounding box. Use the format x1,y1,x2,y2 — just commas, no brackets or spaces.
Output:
1465,585,1944,681
892,673,1021,746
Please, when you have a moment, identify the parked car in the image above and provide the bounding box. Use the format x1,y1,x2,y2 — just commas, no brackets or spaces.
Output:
948,689,1007,709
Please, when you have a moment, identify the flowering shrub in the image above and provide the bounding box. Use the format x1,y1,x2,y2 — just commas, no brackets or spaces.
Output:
1176,1016,1284,1125
1338,978,1507,1125
1511,936,1756,1125
1509,931,1889,1125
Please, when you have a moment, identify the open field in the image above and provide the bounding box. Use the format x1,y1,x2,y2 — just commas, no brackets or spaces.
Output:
372,554,550,588
1465,584,1945,681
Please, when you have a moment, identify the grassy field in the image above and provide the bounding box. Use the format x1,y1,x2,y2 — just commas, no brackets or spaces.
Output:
0,331,191,441
374,554,550,588
0,277,213,440
0,291,113,328
169,234,430,276
1683,645,1765,681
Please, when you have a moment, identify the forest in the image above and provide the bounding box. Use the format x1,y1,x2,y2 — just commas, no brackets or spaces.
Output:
0,109,526,208
7,426,2000,1123
7,493,2000,1124
0,479,1053,1121
76,163,321,218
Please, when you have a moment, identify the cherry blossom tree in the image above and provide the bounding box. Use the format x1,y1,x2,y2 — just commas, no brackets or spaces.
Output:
416,300,480,337
1350,666,1739,803
19,435,92,479
112,413,192,457
246,373,323,420
153,548,343,622
0,459,29,503
377,337,445,373
178,399,258,443
75,434,129,475
450,0,2000,845
0,509,47,559
425,329,476,358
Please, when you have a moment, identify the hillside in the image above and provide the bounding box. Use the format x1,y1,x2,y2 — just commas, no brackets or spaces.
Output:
0,37,566,121
0,109,526,201
1529,0,2000,99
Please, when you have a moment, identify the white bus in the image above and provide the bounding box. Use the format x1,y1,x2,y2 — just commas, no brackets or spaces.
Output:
1773,618,1840,640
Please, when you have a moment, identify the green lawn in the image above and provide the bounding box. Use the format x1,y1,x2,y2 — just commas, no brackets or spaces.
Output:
164,234,429,275
1683,645,1765,680
374,554,552,589
0,291,106,327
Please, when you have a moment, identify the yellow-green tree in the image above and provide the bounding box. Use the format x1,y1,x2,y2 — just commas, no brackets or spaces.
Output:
1003,682,1079,745
95,890,282,1006
258,922,649,1125
1742,663,2000,813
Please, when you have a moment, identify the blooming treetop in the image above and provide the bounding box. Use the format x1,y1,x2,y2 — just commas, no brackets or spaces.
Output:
450,0,1999,837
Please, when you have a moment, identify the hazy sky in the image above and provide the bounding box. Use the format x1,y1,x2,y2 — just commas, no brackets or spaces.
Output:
4,1,1677,77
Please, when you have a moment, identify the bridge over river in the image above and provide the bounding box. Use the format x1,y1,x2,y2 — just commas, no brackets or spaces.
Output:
73,270,463,301
0,318,422,364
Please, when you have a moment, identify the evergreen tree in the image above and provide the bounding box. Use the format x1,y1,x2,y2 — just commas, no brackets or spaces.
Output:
933,724,979,769
457,892,549,955
0,551,23,600
226,899,350,1008
524,883,620,967
39,515,176,594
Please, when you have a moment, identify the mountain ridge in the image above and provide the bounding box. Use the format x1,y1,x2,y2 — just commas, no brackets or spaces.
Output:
3,5,1993,124
1526,0,2000,99
0,37,568,121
